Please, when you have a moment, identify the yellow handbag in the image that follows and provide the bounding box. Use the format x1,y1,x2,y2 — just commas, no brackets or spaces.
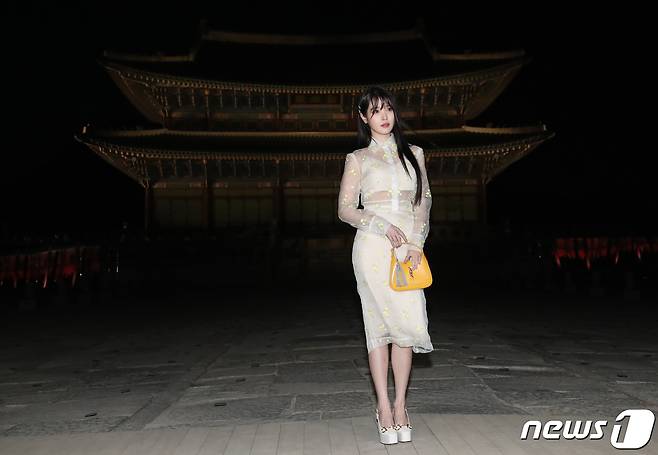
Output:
389,242,433,291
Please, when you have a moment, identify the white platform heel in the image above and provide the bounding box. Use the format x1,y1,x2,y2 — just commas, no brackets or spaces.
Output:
375,408,398,444
394,407,413,442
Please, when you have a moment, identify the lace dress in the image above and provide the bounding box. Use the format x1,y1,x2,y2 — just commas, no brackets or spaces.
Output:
338,133,434,354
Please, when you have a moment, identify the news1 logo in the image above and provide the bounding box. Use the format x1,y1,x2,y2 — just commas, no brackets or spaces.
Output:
520,409,655,449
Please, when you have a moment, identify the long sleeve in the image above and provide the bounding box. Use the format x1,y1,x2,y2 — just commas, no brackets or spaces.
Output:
337,152,392,236
408,146,432,251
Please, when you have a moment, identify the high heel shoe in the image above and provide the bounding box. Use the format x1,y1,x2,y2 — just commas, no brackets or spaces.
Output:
393,407,413,442
375,408,398,444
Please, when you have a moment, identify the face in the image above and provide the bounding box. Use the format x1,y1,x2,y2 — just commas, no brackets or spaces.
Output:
359,98,395,136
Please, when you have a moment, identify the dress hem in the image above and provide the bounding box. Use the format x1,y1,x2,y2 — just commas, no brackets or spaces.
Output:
366,336,434,355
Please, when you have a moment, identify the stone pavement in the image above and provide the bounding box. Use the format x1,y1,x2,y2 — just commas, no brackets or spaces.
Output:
1,285,657,453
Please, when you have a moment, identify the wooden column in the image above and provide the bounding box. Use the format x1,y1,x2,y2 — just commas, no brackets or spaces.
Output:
144,181,154,234
478,179,488,226
202,159,212,231
274,159,283,230
478,178,489,247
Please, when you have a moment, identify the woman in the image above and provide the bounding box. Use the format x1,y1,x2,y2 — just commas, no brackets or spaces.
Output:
337,86,433,444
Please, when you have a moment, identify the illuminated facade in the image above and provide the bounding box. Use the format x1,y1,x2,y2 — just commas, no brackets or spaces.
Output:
76,22,554,244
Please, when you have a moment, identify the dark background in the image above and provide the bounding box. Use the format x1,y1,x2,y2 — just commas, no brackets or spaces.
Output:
2,2,654,241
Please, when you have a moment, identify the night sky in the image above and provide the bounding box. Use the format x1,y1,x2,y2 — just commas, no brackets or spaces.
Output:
2,3,654,241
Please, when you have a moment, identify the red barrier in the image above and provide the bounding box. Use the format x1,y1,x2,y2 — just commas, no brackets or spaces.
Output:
0,245,105,289
553,236,658,268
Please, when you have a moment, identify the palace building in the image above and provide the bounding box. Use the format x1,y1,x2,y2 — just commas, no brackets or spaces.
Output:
76,20,554,246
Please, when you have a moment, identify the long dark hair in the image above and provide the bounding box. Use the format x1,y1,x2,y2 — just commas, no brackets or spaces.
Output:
356,86,423,207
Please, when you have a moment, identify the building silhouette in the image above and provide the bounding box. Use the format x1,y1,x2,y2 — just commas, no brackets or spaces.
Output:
76,20,554,251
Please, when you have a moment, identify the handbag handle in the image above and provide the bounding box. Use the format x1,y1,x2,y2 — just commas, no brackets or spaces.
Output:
390,241,422,252
390,243,424,265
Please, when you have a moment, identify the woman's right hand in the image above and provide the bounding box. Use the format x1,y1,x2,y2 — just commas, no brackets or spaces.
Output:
385,224,408,248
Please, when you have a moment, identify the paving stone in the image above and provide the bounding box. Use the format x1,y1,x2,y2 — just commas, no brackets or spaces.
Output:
408,364,479,380
321,407,375,419
60,382,169,401
198,365,277,382
0,389,71,406
410,377,490,390
208,351,296,368
615,383,658,405
1,416,126,436
270,380,367,396
147,395,294,427
274,361,363,383
479,372,610,394
0,395,148,425
562,354,654,371
466,363,565,373
520,400,657,417
466,352,553,365
192,374,275,391
1,290,657,436
281,410,323,421
293,347,366,362
294,392,372,413
176,381,272,406
493,387,651,415
83,367,185,386
0,371,86,391
404,385,524,414
608,369,658,382
223,339,291,355
289,334,363,350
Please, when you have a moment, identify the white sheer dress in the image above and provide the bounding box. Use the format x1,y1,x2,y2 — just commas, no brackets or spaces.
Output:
338,133,434,354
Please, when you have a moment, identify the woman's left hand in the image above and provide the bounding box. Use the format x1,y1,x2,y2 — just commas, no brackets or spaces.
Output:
404,249,422,270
